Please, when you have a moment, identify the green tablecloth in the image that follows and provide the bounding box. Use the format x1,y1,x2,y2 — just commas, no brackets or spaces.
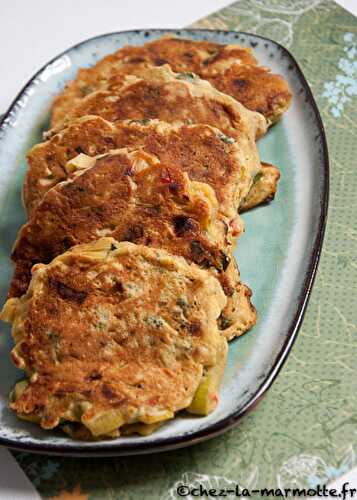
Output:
13,1,357,497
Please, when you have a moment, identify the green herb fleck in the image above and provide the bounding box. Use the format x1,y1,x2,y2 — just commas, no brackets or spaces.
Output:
218,132,236,145
176,297,189,308
145,315,164,328
128,118,151,125
218,315,232,330
176,72,197,81
252,172,263,185
80,85,93,97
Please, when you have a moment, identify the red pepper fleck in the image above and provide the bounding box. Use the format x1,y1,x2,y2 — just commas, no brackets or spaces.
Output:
147,396,159,406
31,264,41,274
210,394,219,408
160,169,174,184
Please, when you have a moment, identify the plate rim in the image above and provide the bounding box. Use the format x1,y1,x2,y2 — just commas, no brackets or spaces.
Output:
0,28,329,456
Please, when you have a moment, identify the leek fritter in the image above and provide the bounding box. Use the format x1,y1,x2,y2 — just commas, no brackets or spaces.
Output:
1,238,227,438
49,65,267,141
51,36,291,128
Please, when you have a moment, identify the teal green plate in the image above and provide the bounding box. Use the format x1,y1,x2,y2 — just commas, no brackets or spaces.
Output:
0,29,328,456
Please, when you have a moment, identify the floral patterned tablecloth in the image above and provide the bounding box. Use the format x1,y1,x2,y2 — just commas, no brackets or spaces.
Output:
12,1,357,498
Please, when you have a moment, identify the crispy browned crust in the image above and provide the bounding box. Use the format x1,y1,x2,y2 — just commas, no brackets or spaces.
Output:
51,36,291,128
206,65,292,126
25,117,258,222
11,148,231,298
4,238,227,433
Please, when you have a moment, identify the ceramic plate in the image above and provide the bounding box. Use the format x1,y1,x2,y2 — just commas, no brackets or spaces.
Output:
0,29,328,456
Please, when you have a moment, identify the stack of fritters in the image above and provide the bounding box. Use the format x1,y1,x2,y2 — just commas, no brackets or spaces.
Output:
1,36,291,439
15,122,258,342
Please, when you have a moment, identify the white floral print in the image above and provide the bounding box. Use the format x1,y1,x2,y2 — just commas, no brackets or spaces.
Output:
322,33,357,118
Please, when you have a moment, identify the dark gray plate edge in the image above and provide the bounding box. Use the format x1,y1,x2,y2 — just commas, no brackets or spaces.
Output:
0,28,329,457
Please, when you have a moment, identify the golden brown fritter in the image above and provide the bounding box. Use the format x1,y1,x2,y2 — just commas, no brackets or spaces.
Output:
51,36,291,128
25,116,262,221
1,238,227,437
240,163,281,212
11,148,230,299
50,65,267,140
